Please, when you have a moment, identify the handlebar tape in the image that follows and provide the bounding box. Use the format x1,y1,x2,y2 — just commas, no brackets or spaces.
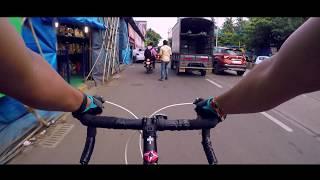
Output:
202,129,218,165
80,127,96,165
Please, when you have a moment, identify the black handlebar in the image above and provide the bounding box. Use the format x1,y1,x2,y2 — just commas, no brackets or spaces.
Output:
80,127,96,165
79,114,216,131
202,129,218,165
78,114,218,165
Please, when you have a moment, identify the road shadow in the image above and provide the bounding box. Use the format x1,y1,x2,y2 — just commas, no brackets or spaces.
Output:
213,70,238,77
169,70,205,79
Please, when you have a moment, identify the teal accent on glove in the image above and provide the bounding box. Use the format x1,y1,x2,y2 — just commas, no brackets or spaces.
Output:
83,95,97,113
203,96,215,113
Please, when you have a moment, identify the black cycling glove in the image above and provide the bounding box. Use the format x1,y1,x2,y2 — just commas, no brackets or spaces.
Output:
194,97,226,126
72,93,104,120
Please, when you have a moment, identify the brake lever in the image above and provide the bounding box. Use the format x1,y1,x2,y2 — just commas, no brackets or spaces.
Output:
154,114,168,120
201,129,218,165
193,97,204,105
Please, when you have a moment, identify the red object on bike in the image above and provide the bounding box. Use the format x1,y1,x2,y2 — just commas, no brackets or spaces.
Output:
144,150,158,163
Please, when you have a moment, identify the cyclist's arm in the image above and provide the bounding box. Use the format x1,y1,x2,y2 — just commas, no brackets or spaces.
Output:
216,17,320,114
0,18,85,112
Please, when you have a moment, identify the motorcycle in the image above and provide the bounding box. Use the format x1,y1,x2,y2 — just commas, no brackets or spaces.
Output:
144,58,153,73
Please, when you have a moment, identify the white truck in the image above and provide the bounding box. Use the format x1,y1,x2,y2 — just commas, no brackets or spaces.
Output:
171,17,214,76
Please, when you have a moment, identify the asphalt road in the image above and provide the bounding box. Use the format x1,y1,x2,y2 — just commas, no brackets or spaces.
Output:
10,63,320,164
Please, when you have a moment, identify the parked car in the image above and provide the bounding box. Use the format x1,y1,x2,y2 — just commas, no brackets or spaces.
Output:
133,48,145,63
213,47,247,76
255,56,270,65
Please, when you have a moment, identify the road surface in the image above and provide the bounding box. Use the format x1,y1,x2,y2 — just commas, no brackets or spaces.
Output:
9,63,320,164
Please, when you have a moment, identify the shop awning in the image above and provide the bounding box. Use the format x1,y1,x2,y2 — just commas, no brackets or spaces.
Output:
41,17,106,30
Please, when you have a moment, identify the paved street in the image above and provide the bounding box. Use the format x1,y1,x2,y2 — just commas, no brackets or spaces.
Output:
9,63,320,164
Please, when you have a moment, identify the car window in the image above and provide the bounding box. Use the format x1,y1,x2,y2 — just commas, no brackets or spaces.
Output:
215,48,224,53
223,49,243,55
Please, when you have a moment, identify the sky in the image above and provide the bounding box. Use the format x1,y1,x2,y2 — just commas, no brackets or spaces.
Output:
133,17,226,46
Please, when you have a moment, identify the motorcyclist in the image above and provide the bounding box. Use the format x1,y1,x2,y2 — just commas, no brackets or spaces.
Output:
144,42,157,69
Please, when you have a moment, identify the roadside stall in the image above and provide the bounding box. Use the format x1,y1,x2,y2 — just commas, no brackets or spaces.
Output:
56,23,91,86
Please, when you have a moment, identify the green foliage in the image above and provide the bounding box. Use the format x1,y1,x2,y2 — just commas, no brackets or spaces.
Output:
145,28,162,46
217,17,308,53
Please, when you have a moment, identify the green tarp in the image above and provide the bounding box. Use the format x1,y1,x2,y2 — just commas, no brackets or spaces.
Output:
8,17,22,34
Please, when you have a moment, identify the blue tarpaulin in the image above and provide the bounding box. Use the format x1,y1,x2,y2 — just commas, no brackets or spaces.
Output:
0,110,62,155
0,96,29,124
41,17,106,30
22,18,58,70
91,29,107,84
118,18,132,64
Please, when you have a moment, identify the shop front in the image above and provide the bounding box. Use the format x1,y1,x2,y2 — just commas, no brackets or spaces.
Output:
56,23,91,87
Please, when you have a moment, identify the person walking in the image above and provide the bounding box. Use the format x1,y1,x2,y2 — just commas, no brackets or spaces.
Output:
158,40,172,81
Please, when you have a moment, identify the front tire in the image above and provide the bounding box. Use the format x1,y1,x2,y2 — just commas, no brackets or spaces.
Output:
213,64,221,74
237,71,245,76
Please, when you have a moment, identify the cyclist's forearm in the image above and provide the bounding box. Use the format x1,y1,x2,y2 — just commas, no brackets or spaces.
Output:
24,50,84,111
0,18,83,112
215,59,289,114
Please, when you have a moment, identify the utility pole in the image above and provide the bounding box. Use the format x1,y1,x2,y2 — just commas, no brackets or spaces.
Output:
211,17,218,52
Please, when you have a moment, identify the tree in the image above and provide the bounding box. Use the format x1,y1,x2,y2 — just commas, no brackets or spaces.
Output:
234,17,249,48
222,17,235,33
218,17,236,46
243,17,307,54
218,17,247,47
270,17,308,49
216,17,307,54
145,28,162,47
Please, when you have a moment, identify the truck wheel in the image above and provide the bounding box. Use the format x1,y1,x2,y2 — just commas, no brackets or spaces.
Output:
200,70,206,76
176,64,181,75
171,61,175,70
237,71,245,76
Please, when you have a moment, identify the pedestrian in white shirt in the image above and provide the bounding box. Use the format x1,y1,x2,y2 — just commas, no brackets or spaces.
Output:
158,40,172,81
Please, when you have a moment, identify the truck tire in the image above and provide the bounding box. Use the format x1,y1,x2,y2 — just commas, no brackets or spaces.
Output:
176,64,181,75
171,61,175,70
200,70,206,76
237,71,245,76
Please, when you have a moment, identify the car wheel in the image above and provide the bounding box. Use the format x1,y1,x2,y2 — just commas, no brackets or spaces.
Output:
237,71,245,76
213,64,221,74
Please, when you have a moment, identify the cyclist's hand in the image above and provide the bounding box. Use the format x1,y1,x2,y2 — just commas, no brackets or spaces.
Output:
193,97,225,125
72,94,104,120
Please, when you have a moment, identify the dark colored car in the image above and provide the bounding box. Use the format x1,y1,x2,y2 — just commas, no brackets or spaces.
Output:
213,47,247,76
